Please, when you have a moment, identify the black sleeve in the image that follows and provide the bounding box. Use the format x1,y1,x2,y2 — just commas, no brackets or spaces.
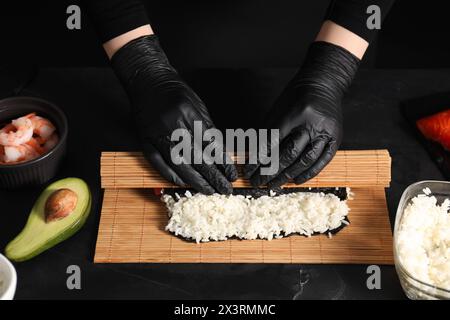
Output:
83,0,150,43
326,0,395,42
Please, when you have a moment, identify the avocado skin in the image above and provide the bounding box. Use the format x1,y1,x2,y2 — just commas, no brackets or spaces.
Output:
4,178,92,262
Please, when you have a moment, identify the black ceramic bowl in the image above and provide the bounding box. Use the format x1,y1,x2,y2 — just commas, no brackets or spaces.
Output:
0,97,68,189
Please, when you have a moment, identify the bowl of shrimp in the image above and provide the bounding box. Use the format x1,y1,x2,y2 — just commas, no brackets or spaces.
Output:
0,96,68,189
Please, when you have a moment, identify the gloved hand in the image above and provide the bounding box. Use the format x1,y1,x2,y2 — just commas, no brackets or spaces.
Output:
111,35,238,194
244,41,360,188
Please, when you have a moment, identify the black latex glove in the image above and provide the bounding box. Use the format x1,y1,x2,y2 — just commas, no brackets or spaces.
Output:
111,35,238,194
244,41,360,188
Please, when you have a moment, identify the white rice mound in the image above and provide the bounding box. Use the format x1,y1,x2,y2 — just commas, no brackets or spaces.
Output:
163,191,350,243
396,189,450,290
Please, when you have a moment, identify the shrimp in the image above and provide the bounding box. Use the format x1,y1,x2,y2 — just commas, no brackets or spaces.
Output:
0,116,34,146
43,133,59,151
27,114,56,141
3,144,39,163
0,145,5,163
26,137,46,154
1,124,15,133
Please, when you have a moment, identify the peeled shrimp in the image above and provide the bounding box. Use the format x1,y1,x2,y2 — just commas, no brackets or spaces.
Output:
0,145,5,163
0,113,58,165
43,133,59,151
27,113,56,141
0,117,34,146
3,144,39,163
26,137,46,154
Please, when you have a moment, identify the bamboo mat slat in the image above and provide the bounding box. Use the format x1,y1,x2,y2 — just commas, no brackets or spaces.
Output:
100,150,391,189
94,187,394,264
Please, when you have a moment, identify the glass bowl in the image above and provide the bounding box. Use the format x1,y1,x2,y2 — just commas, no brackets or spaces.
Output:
394,180,450,300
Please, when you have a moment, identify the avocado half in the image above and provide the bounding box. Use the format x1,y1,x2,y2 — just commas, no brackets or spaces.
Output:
5,178,92,262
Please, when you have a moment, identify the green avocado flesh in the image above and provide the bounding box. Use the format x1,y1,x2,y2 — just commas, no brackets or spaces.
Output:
5,178,91,262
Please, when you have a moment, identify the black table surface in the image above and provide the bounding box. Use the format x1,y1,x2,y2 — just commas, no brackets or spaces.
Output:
0,67,448,300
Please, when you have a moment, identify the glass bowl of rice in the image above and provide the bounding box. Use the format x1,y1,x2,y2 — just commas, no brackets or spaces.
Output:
394,180,450,300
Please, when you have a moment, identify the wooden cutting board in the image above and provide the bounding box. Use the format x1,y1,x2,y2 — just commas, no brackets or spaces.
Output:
94,150,394,264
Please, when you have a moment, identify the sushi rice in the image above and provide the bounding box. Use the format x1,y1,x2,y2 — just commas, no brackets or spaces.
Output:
396,189,450,290
163,191,350,243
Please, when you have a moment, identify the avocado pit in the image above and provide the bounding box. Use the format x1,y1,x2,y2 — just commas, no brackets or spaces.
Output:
45,188,78,223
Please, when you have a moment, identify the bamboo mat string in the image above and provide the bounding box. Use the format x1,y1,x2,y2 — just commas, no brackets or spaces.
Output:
289,236,293,264
107,188,119,262
377,150,380,186
229,239,232,263
138,193,146,263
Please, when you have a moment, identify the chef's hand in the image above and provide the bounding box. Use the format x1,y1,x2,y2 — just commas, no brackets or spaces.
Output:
111,35,238,195
245,42,360,188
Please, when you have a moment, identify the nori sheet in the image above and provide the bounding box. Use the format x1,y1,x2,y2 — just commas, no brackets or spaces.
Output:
161,187,350,243
162,187,348,201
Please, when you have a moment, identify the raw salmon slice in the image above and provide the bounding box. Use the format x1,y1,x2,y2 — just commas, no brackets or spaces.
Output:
417,109,450,150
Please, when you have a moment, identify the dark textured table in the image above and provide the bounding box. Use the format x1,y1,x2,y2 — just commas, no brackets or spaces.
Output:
0,67,448,299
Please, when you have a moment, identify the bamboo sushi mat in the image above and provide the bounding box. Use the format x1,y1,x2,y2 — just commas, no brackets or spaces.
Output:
95,150,394,264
